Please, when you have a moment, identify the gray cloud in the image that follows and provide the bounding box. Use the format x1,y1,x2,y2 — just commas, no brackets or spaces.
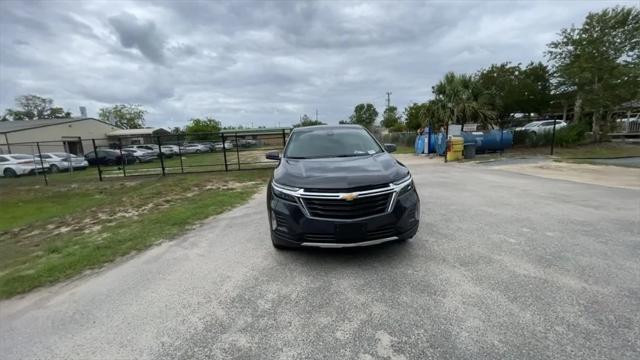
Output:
0,0,633,129
108,12,167,64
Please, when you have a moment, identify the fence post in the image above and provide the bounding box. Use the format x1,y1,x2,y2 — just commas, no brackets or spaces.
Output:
4,133,11,153
177,134,184,174
92,139,103,182
221,133,228,172
118,138,127,177
157,135,166,176
35,142,48,186
550,119,558,156
281,129,286,147
235,132,240,170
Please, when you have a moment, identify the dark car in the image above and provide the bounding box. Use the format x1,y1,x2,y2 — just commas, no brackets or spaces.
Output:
84,149,136,166
266,125,420,249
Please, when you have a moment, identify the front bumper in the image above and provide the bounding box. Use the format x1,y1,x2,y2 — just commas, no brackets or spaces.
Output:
269,189,420,248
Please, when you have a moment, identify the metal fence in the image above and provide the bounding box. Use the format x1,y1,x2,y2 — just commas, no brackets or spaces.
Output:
0,129,290,185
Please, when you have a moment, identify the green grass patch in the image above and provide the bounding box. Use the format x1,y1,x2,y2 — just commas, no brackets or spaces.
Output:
0,169,271,298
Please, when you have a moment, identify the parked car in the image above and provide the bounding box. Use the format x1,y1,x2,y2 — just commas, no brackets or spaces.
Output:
122,148,157,163
516,120,567,135
238,138,257,147
0,154,50,177
162,145,181,154
35,152,89,172
180,144,209,153
84,149,136,166
123,145,160,157
213,141,234,150
198,142,217,152
265,125,419,249
133,144,176,158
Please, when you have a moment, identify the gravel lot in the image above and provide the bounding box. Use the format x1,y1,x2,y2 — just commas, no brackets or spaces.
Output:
1,157,639,359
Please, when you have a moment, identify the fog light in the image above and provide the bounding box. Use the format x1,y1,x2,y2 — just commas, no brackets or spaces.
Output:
271,211,278,230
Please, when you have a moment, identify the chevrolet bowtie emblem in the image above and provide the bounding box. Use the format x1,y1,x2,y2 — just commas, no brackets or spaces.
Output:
341,193,358,201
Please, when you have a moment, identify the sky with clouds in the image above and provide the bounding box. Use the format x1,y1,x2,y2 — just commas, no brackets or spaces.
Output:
0,0,634,128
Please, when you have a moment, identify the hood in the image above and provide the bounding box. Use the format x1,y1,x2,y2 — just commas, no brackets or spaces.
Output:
273,153,409,190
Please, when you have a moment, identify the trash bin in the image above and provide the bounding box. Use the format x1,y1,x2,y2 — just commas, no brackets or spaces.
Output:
446,137,464,161
463,143,476,159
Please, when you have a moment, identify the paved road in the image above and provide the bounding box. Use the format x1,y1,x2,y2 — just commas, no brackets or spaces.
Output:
1,160,639,359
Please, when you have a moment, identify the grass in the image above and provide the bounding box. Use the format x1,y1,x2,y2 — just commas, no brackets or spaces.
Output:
395,145,416,154
0,168,272,298
465,142,640,163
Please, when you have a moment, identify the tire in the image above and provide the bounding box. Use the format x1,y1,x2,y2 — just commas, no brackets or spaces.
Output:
106,159,116,166
195,149,202,153
3,168,18,177
50,164,60,173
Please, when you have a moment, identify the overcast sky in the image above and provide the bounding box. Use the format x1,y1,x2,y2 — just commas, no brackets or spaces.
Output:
0,0,633,128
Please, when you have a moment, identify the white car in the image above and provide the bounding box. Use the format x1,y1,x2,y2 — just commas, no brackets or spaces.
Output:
213,141,234,150
135,144,176,157
180,144,209,153
517,120,567,135
0,154,50,177
35,152,88,172
122,148,158,163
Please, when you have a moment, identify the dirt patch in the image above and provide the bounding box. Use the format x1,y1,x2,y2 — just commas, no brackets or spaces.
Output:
492,161,640,190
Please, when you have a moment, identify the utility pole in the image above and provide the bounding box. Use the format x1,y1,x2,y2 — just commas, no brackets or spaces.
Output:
386,92,392,109
315,109,318,121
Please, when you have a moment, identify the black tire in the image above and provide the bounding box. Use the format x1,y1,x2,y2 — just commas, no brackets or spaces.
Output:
195,149,202,153
3,168,18,177
106,159,116,166
50,164,60,173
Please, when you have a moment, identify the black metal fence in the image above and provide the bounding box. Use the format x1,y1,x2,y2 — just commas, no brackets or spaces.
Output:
0,129,290,185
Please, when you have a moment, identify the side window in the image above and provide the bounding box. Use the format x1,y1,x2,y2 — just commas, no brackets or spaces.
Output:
0,156,8,163
40,154,52,159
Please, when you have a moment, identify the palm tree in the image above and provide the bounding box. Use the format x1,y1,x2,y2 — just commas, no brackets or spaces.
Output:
431,72,496,129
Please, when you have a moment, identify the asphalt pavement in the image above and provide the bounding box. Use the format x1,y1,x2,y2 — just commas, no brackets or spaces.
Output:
1,159,639,359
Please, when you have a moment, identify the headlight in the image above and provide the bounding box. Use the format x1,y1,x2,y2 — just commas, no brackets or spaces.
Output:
393,174,414,196
271,182,300,202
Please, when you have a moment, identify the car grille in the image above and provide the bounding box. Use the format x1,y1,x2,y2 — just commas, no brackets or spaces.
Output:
302,193,392,220
303,225,397,242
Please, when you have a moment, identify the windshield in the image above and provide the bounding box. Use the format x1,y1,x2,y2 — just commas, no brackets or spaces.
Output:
284,128,383,159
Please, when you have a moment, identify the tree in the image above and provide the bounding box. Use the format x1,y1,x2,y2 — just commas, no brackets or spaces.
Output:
3,94,71,121
476,62,552,127
381,106,401,128
170,126,185,135
185,117,221,140
546,6,640,140
403,103,429,131
293,114,326,127
99,104,146,129
349,103,378,128
431,72,496,129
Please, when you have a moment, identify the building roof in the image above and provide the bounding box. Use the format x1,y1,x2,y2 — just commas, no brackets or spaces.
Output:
106,128,170,136
0,117,116,134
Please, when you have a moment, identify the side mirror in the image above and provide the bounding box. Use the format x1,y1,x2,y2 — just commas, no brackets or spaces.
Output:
384,143,397,153
265,151,280,160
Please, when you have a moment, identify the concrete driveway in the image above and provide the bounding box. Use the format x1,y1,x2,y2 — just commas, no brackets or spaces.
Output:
1,158,639,359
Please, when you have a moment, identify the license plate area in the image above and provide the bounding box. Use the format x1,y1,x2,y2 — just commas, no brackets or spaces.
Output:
335,223,366,240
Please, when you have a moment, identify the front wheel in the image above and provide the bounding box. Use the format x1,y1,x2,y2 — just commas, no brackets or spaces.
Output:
50,164,60,173
3,168,18,177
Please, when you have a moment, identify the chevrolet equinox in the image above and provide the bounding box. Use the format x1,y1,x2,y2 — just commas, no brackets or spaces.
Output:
266,125,420,249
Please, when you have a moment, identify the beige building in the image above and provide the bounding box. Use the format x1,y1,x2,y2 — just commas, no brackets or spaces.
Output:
0,117,120,155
